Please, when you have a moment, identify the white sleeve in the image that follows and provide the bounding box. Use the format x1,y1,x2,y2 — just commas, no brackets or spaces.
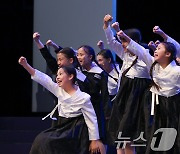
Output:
31,69,60,97
127,39,154,70
81,95,100,140
167,36,180,58
104,25,124,59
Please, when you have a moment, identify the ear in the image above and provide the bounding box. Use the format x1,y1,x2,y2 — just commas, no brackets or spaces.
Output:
68,74,74,81
89,55,93,61
108,58,111,63
69,58,74,64
165,52,171,58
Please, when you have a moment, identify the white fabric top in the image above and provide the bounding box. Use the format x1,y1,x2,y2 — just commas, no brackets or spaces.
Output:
108,64,120,95
127,39,180,97
104,26,150,80
88,65,103,74
167,36,180,58
31,69,100,140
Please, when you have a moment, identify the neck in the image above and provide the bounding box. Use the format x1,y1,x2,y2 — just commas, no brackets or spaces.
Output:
63,84,77,95
105,64,114,73
159,60,170,69
83,63,93,71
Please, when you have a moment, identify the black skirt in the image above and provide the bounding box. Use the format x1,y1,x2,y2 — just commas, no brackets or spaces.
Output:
29,115,89,154
107,76,151,146
141,91,180,154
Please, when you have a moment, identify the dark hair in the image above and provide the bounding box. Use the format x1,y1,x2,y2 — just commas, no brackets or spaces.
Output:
149,42,177,90
161,42,177,61
97,49,119,77
79,45,119,82
97,49,115,63
59,65,77,84
78,45,96,61
120,28,142,76
124,28,142,43
58,47,82,70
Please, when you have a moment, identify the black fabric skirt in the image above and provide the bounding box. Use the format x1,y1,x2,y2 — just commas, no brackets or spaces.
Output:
29,115,89,154
141,91,180,154
107,76,151,146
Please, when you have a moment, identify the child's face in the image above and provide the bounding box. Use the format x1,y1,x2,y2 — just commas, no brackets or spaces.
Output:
154,43,170,62
97,54,110,70
77,47,92,67
56,68,71,88
57,53,72,67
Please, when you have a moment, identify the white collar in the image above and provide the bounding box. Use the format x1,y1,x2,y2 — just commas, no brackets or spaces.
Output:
88,66,103,73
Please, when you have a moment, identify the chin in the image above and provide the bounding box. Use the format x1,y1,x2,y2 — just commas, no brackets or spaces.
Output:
58,83,62,87
154,57,158,61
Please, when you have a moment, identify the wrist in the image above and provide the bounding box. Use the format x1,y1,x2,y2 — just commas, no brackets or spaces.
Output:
103,22,109,29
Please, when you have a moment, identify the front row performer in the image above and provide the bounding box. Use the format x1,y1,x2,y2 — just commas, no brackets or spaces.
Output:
18,56,104,154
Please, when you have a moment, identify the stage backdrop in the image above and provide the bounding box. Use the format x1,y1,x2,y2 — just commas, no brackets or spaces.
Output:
32,0,117,112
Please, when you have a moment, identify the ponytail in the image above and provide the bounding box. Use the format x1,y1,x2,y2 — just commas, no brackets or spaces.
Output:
149,61,161,91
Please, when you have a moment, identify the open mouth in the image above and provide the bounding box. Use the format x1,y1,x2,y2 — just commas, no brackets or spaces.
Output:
78,61,83,64
154,53,158,58
57,80,62,85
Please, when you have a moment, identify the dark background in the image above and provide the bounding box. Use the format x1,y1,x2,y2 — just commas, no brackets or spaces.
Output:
1,0,179,116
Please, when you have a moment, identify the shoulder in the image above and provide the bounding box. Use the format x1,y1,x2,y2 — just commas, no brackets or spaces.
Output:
89,66,103,74
173,65,180,74
77,87,90,98
80,92,91,102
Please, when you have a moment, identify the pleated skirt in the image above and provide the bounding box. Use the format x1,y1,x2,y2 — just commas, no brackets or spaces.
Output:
142,91,180,154
29,115,89,154
107,76,151,147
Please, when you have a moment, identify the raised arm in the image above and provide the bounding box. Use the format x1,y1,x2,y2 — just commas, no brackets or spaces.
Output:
153,26,180,58
111,21,121,42
97,40,105,50
33,32,44,49
46,39,63,54
117,30,154,69
18,56,60,97
103,14,124,59
33,33,58,74
18,56,35,75
148,41,156,52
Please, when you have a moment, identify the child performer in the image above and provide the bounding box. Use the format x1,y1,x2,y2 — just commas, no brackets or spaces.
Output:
118,30,180,154
18,56,103,154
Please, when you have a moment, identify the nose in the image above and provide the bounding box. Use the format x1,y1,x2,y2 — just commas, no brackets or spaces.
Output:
58,62,62,67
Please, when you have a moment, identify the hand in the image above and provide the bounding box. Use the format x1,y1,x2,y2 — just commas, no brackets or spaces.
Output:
18,56,27,66
46,40,59,50
155,40,160,46
89,140,100,154
153,26,162,34
89,140,106,154
117,30,130,43
103,14,113,29
97,40,104,50
148,41,156,51
33,32,40,42
153,26,168,41
111,22,120,32
176,57,180,65
46,40,54,46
